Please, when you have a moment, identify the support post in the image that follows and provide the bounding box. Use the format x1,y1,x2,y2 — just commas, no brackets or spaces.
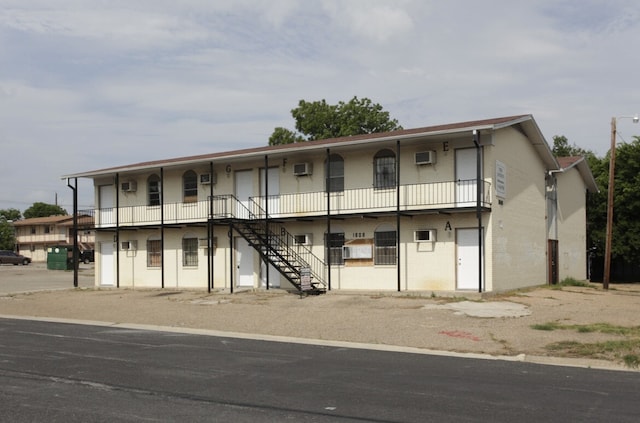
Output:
229,225,234,293
603,117,616,290
473,130,483,293
396,140,401,292
66,178,79,288
115,173,120,288
326,148,331,291
264,155,269,290
160,167,165,289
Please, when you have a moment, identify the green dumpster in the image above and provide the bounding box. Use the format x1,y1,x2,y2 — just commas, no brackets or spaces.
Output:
47,246,72,270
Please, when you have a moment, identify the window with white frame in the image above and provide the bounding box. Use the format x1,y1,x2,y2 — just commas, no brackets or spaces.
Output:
183,170,198,203
326,153,344,192
148,174,161,206
182,236,198,267
325,232,345,265
374,226,397,265
374,149,396,189
147,238,162,267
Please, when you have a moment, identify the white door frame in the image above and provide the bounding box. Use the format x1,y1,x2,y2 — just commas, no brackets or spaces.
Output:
456,228,484,290
236,237,254,287
100,241,114,286
235,170,253,219
455,148,481,206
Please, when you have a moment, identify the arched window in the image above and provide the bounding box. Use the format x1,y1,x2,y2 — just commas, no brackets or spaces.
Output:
182,233,198,267
148,174,161,206
374,223,397,265
326,154,344,192
373,149,396,189
183,170,198,203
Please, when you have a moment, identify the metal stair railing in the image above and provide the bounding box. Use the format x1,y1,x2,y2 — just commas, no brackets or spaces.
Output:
208,195,327,292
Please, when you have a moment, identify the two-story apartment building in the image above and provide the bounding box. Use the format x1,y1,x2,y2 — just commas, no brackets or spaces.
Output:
63,115,597,293
14,215,95,262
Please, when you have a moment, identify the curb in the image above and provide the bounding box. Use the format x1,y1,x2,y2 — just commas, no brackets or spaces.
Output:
1,314,634,373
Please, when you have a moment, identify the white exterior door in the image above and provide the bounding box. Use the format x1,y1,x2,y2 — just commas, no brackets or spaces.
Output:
456,148,478,206
260,167,280,217
100,241,114,286
457,228,483,290
235,170,253,219
236,237,254,287
99,185,115,226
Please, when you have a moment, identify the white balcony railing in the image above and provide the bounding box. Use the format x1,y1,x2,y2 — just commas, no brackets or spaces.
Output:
94,180,491,228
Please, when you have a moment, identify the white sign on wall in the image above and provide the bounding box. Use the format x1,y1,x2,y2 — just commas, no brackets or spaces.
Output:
495,160,507,199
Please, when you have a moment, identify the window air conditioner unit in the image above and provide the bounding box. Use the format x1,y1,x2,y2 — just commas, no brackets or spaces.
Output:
415,151,436,165
293,162,313,176
121,181,137,192
343,244,373,259
293,234,312,245
121,240,137,250
414,229,436,242
200,173,217,185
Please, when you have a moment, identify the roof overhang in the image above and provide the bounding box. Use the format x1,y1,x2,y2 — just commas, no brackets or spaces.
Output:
61,114,560,179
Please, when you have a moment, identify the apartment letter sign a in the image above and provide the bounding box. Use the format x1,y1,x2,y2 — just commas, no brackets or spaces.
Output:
495,160,507,199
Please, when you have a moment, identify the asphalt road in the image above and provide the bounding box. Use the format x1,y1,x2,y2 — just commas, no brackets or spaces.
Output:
1,318,639,422
0,262,93,294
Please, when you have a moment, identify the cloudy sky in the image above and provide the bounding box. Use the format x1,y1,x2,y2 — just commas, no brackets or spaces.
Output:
1,0,639,211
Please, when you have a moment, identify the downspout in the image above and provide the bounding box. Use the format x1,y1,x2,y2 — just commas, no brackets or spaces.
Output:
67,177,79,288
473,130,483,293
396,140,401,292
160,167,165,289
264,155,269,290
115,173,120,288
326,148,331,291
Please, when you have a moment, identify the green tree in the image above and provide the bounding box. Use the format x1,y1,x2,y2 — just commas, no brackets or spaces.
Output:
23,202,67,219
0,209,21,250
269,96,402,145
603,137,640,263
552,135,589,157
0,208,22,221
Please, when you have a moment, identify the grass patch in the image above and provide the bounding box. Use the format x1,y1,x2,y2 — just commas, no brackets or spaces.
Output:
533,321,640,368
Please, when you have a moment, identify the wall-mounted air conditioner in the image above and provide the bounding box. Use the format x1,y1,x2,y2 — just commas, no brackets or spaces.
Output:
343,244,373,259
415,151,436,165
293,234,312,245
121,181,137,192
121,240,138,250
200,173,217,185
414,229,436,242
293,162,313,176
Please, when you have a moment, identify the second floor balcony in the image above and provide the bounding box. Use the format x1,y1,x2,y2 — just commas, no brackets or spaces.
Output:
93,179,492,228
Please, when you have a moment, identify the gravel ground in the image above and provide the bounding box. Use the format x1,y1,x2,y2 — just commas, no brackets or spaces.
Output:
2,263,640,370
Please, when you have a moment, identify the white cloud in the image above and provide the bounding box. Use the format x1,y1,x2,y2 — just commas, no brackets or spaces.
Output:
1,0,640,210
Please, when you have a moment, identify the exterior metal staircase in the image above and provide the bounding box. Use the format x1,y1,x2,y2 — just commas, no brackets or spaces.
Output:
210,195,327,294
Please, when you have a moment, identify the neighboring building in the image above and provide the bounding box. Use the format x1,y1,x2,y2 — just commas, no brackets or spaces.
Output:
14,215,95,262
63,115,597,292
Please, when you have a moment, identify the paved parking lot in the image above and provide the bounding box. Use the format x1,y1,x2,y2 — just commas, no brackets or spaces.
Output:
0,262,94,294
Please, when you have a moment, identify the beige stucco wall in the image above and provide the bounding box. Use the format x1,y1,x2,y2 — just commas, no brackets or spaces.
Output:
555,167,588,280
486,127,549,291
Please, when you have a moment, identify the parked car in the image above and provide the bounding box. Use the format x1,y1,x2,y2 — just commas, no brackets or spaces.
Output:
80,249,94,264
0,250,31,265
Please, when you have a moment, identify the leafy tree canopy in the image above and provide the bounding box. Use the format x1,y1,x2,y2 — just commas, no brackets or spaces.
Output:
0,208,22,221
269,96,402,145
0,209,21,250
23,202,67,219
